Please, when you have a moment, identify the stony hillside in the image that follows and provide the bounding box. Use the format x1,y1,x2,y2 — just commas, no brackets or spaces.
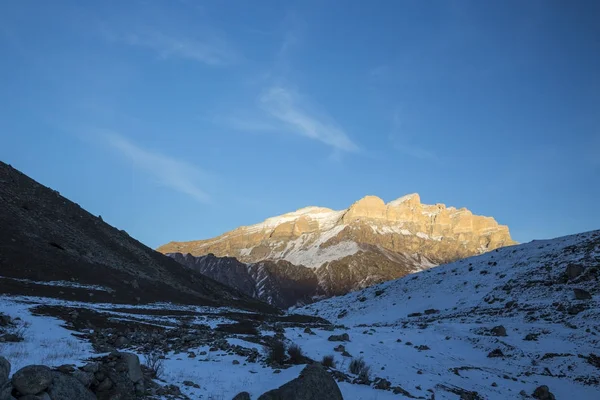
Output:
0,161,275,313
292,229,600,398
160,194,516,306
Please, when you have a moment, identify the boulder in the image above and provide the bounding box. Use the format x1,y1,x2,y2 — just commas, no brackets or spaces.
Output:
532,385,555,400
0,381,14,400
565,264,584,279
574,288,592,300
258,364,342,400
47,372,96,400
327,334,350,342
232,392,251,400
12,365,53,395
120,353,143,383
114,337,129,348
490,326,507,337
0,357,9,385
81,363,99,374
73,370,94,388
487,349,504,358
0,334,22,343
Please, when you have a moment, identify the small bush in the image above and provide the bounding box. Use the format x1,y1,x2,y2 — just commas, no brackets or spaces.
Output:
349,357,370,380
0,317,30,343
322,354,336,368
287,343,304,364
144,350,164,378
267,340,286,365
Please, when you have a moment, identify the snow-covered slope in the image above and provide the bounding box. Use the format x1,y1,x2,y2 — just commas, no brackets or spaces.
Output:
292,230,600,399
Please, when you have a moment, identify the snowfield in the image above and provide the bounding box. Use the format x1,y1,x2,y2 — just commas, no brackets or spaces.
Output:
295,230,600,399
1,230,598,399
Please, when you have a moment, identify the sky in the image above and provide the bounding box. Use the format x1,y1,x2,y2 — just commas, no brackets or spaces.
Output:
1,0,599,249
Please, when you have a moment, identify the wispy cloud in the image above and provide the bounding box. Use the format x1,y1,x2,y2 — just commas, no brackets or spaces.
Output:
122,31,238,66
258,86,359,152
105,132,211,202
392,143,438,161
389,108,438,161
368,64,391,80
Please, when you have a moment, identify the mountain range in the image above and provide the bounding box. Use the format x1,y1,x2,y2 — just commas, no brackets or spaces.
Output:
159,193,516,307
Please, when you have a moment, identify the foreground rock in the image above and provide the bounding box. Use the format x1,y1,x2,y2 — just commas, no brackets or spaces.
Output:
47,372,95,400
532,385,556,400
88,351,144,399
12,365,53,395
5,364,94,400
257,364,343,400
0,357,9,386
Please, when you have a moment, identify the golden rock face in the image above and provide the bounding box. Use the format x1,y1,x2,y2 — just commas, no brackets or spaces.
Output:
157,193,516,269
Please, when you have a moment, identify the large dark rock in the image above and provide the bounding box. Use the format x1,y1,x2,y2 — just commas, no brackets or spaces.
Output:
490,325,507,337
12,365,53,395
0,381,14,400
47,372,96,400
73,370,94,388
0,357,9,386
565,264,584,279
328,333,350,342
119,353,143,383
574,288,592,300
257,364,343,400
90,352,144,400
232,392,251,400
532,385,555,400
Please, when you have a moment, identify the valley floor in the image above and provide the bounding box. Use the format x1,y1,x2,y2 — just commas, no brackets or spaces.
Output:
1,292,599,399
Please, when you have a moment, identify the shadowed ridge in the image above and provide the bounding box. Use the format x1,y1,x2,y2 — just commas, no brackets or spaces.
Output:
0,161,278,314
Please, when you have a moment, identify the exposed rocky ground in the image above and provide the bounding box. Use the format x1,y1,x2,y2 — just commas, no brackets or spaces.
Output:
160,194,516,307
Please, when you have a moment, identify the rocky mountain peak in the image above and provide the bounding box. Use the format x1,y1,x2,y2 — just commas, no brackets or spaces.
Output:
159,193,516,306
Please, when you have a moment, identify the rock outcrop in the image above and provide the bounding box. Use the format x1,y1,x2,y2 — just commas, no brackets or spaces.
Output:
160,194,515,307
257,364,343,400
159,194,514,264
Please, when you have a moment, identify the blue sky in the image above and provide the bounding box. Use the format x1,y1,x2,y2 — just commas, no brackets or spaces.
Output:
1,0,598,248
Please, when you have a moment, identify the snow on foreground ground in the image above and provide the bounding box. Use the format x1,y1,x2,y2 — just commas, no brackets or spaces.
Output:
295,229,600,398
1,229,598,399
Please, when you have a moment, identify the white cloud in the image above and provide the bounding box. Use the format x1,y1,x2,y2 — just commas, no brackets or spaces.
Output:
105,132,211,202
393,143,438,161
258,86,359,152
119,30,238,66
390,108,438,161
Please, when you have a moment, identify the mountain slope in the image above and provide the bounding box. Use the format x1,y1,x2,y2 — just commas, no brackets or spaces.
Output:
290,230,600,398
169,253,321,308
159,194,516,306
0,161,276,313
